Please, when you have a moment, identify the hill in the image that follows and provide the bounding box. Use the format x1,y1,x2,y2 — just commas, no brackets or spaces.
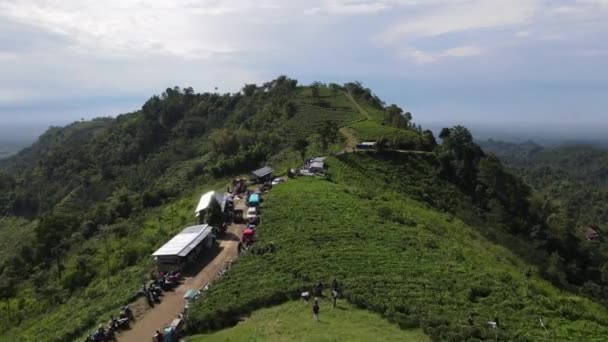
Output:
0,78,430,341
184,152,608,341
190,300,429,342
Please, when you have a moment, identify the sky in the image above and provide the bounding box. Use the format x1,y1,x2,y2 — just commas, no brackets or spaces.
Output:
0,0,607,140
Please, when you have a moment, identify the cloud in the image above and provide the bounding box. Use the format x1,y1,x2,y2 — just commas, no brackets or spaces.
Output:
378,0,542,43
514,30,530,37
401,45,485,63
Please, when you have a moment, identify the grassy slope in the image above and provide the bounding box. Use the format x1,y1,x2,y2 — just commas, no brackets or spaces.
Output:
187,155,608,341
0,217,35,265
190,300,428,342
3,179,228,342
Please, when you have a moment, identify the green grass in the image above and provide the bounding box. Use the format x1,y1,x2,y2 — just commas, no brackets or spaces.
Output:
190,300,428,342
0,217,35,265
348,120,421,148
186,155,608,341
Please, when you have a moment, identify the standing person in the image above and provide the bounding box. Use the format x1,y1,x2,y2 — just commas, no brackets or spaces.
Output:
331,289,338,309
313,298,320,322
332,278,338,292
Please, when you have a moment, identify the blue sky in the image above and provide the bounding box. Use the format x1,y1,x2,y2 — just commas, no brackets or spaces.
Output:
0,0,607,139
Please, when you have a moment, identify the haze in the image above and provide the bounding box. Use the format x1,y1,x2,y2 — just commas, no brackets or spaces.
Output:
1,0,607,142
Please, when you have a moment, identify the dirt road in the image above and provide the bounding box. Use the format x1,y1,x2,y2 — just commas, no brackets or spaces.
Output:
118,199,246,342
339,127,358,153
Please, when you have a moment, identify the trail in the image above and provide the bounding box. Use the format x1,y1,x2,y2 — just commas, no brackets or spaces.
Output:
118,198,246,342
344,92,371,120
339,127,358,153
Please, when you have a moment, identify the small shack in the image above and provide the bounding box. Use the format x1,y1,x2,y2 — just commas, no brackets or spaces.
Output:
152,224,214,272
251,166,274,183
356,141,377,150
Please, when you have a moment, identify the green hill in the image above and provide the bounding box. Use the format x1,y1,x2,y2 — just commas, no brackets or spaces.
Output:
0,78,429,341
190,300,429,342
1,77,607,341
185,156,608,341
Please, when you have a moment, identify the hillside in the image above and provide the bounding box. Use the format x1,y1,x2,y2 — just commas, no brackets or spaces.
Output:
0,78,430,341
186,156,608,340
190,300,429,342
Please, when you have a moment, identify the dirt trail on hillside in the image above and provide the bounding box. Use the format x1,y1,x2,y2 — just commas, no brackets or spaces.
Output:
344,92,371,120
118,199,246,342
339,127,358,153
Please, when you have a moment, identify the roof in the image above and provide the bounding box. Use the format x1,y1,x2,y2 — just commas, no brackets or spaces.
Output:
152,224,213,257
249,193,260,202
252,166,273,178
586,226,601,240
195,191,216,214
310,161,324,169
359,141,377,146
310,157,326,163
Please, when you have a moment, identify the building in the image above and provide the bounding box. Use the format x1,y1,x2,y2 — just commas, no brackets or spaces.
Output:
355,141,377,150
152,224,214,272
251,166,274,183
309,161,325,173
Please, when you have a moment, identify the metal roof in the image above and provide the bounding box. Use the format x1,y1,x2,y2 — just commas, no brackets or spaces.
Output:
251,166,273,178
152,224,212,257
310,161,324,169
310,157,326,163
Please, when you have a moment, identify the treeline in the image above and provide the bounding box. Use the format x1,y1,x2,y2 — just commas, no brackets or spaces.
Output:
474,140,608,304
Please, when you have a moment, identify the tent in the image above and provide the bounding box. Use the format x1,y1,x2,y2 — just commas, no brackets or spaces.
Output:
248,193,260,206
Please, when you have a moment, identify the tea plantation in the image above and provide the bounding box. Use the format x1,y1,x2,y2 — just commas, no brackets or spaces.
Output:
190,300,429,342
186,155,608,341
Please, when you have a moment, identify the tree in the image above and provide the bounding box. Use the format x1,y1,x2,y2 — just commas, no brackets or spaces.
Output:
310,83,320,102
318,120,338,154
439,127,451,140
294,139,309,162
242,84,257,97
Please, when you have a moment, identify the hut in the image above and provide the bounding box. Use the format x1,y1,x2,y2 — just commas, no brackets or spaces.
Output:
251,166,274,183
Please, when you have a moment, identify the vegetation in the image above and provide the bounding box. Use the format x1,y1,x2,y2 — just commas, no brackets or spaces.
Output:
0,77,428,341
186,166,608,341
190,300,429,342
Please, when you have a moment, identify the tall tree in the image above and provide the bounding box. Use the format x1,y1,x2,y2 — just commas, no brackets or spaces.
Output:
318,120,338,154
294,139,309,162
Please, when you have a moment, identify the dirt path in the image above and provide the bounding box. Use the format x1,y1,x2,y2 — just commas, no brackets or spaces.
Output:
344,92,371,120
339,127,358,153
118,199,246,342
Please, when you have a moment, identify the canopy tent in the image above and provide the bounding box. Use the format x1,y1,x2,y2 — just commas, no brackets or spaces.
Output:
152,225,213,258
248,193,260,205
195,191,227,217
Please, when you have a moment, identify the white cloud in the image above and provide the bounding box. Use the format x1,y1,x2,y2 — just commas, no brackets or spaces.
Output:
514,30,530,37
401,45,485,63
378,0,542,43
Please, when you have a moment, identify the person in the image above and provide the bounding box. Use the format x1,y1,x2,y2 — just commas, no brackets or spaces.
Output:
153,329,164,342
332,278,338,291
313,298,320,322
331,289,338,309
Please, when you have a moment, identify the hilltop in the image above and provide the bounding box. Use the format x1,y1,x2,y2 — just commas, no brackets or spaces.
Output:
0,78,607,341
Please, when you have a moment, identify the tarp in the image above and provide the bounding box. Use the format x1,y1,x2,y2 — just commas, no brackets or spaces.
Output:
184,289,198,300
195,191,215,215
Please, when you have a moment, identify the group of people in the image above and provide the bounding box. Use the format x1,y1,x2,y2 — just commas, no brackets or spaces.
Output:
305,279,340,322
86,306,133,342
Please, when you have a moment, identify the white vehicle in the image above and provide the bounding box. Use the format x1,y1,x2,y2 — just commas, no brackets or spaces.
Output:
271,178,284,185
246,207,258,219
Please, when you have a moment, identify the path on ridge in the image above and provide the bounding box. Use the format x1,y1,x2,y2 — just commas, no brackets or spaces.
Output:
118,198,246,342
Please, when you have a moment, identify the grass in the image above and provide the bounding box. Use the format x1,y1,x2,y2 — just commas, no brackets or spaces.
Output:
186,154,608,341
348,120,421,148
0,217,35,265
190,300,429,342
